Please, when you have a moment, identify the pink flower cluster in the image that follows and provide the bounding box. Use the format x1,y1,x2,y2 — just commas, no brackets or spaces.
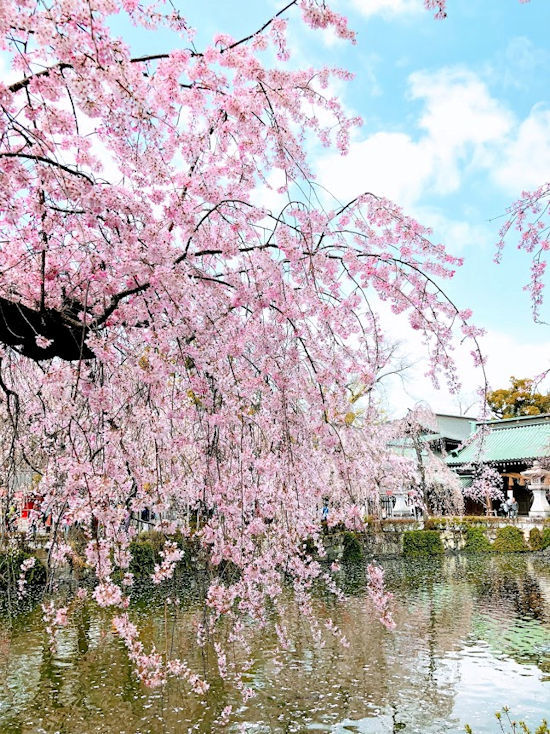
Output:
496,183,550,321
151,541,184,584
17,556,35,597
367,563,395,631
93,581,124,607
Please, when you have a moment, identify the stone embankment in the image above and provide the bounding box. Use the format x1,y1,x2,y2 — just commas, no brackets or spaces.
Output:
3,518,550,586
323,517,550,561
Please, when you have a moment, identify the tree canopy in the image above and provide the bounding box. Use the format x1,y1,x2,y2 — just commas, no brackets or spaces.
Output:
487,377,550,419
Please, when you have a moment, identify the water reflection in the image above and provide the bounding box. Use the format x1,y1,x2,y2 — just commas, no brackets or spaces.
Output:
0,555,548,733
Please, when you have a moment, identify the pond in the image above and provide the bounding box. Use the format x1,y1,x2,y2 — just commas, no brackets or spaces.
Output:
0,555,549,733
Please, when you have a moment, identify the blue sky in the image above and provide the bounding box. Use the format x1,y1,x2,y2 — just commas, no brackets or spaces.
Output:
121,0,550,413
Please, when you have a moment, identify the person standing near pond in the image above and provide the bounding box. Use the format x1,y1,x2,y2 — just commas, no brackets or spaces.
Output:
506,495,513,515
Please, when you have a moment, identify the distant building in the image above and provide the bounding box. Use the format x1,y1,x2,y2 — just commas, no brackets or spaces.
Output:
387,413,475,516
389,413,476,460
446,413,550,515
419,413,476,457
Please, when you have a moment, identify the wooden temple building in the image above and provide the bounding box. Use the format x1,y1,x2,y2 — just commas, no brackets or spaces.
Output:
446,413,550,515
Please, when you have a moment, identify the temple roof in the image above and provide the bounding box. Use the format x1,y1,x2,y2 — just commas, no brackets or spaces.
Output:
433,414,476,442
447,413,550,466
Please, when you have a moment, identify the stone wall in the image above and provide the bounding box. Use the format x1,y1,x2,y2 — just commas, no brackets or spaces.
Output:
427,517,548,550
323,517,550,560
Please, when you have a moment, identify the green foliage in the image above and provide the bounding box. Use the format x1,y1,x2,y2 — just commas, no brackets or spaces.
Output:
302,536,317,555
486,376,550,419
423,517,441,530
128,531,174,580
541,527,550,550
0,550,46,591
464,526,493,554
129,537,159,580
493,526,527,553
127,531,194,582
341,531,364,563
403,530,444,557
529,527,543,551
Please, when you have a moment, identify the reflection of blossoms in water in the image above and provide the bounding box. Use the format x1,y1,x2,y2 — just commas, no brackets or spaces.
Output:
1,557,548,732
367,563,395,630
41,600,69,654
112,612,211,693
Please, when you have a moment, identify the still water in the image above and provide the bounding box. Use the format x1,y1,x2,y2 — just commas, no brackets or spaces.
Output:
1,555,549,733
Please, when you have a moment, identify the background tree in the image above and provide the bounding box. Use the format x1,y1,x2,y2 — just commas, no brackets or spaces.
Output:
486,377,550,419
397,404,464,517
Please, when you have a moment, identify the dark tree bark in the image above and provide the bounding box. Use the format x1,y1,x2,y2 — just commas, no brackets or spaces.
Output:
0,296,94,361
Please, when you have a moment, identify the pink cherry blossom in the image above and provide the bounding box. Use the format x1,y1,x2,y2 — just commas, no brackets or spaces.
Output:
17,556,36,598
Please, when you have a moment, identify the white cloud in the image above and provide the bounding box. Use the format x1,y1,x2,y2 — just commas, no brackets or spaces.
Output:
482,331,550,396
487,36,549,91
410,69,512,148
325,63,549,203
409,68,513,192
492,105,550,194
413,209,492,255
316,131,433,208
316,67,513,208
0,53,20,87
378,322,550,418
350,0,423,19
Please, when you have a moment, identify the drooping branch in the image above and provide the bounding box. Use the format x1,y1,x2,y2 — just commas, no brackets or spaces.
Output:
0,152,95,183
7,1,299,96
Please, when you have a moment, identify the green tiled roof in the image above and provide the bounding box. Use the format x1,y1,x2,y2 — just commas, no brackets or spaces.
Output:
447,418,550,466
